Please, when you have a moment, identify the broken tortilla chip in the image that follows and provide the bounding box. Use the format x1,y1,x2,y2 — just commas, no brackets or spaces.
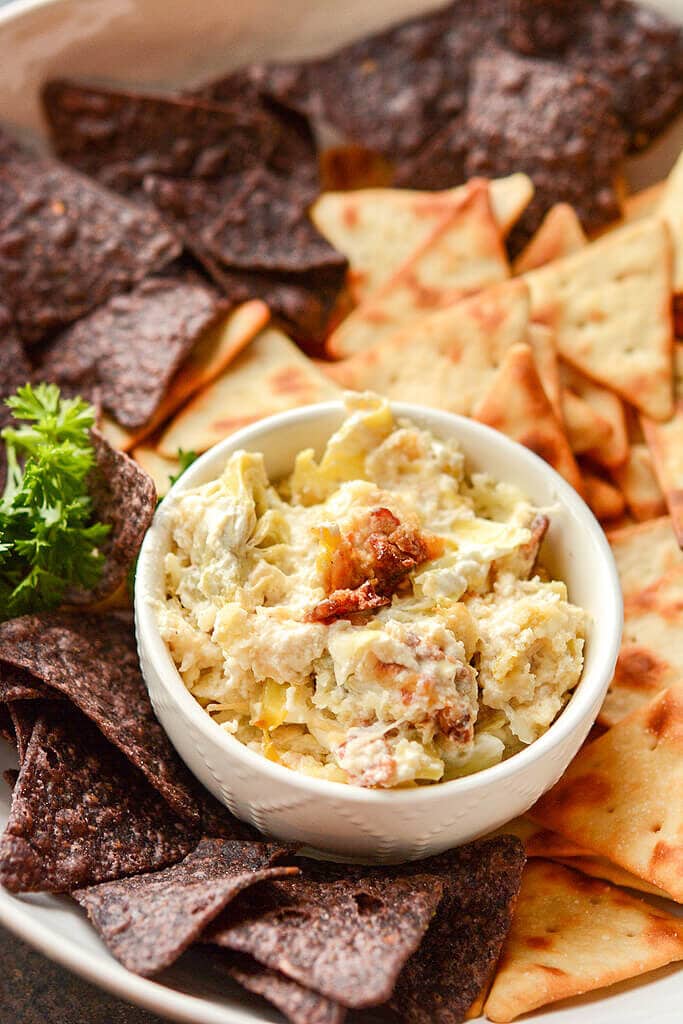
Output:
0,702,195,893
607,516,683,600
601,564,683,726
311,174,532,302
531,688,683,902
524,218,674,421
612,443,667,522
484,860,683,1022
157,328,341,458
328,280,530,418
642,342,683,545
74,839,298,976
474,343,583,493
326,180,509,359
513,202,587,274
223,952,346,1024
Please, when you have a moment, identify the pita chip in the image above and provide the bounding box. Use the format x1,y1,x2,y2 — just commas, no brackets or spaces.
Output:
580,467,626,522
133,447,180,499
560,362,629,467
658,149,683,293
95,301,269,454
642,342,683,545
531,688,683,901
311,173,532,301
524,218,674,420
527,324,561,418
552,856,670,899
326,180,509,358
157,328,341,457
474,343,584,493
608,516,683,600
601,564,683,725
612,443,667,522
490,817,592,859
561,390,613,455
484,860,683,1022
328,280,530,417
513,203,587,275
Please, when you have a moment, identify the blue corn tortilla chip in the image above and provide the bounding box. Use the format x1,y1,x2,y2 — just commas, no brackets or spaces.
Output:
223,952,346,1024
390,835,526,1024
0,130,180,346
41,80,276,199
73,838,299,976
38,276,225,430
205,863,444,1008
0,612,198,823
0,664,50,703
0,702,196,893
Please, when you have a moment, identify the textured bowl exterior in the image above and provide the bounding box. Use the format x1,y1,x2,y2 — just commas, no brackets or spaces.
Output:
136,401,622,861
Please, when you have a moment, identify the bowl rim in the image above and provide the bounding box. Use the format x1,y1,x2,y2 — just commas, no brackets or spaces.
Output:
135,398,623,806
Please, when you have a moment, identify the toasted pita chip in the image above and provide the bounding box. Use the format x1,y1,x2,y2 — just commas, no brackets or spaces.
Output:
326,180,509,358
601,565,683,725
157,328,341,458
560,362,629,467
132,447,179,499
561,390,613,455
531,688,683,901
513,203,587,274
612,443,667,522
608,516,683,600
328,280,530,417
580,467,626,522
525,218,674,420
592,181,667,238
659,150,683,293
311,174,532,302
484,860,683,1022
552,856,670,899
527,324,561,418
474,343,583,493
642,343,683,545
490,817,592,859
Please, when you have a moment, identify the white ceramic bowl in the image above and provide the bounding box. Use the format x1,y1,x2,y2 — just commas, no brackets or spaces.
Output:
136,400,622,862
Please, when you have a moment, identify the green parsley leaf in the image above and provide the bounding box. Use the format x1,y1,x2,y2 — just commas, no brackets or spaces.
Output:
168,448,198,488
0,383,110,620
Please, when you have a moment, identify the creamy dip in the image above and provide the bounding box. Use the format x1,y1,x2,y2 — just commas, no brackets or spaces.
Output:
157,395,586,788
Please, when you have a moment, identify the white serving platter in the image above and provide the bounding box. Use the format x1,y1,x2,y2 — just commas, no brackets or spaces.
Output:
0,0,681,1021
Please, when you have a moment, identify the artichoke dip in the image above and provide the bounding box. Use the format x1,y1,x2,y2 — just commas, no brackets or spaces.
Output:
157,396,587,788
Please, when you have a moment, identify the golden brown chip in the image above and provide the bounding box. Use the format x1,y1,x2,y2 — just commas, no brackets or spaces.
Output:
658,150,683,293
524,218,674,421
601,565,683,725
608,515,683,600
157,328,341,458
561,389,613,455
531,688,683,902
527,323,561,419
490,816,592,859
484,860,683,1022
513,202,587,274
311,173,532,301
642,342,683,545
551,856,670,899
612,443,667,522
326,180,509,358
327,280,530,417
580,467,626,522
560,361,629,467
473,343,584,493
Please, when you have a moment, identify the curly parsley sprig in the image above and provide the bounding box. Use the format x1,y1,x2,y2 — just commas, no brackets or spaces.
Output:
0,383,110,619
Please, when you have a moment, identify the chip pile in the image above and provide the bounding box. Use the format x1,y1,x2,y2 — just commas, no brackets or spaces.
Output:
1,1,683,1021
